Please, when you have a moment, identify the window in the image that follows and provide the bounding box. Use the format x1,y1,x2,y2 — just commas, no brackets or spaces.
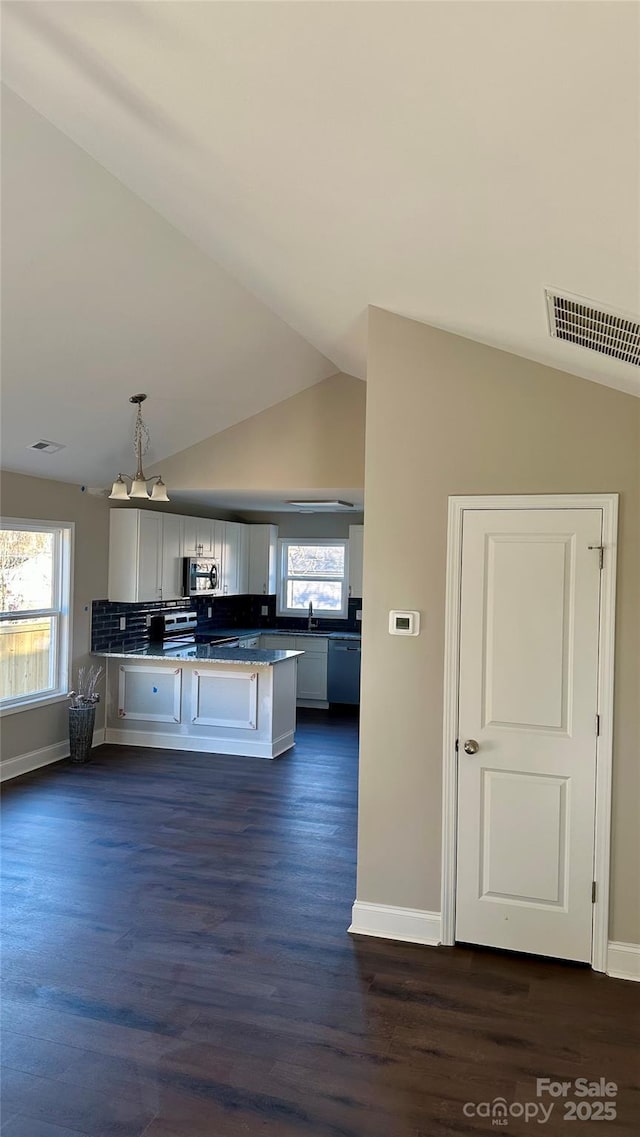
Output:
278,539,349,619
0,520,73,714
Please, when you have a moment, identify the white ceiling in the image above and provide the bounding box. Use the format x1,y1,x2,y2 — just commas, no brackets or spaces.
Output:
168,488,365,516
1,2,638,490
0,86,334,484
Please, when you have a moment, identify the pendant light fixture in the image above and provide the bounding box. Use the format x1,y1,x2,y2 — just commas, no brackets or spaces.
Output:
109,394,169,502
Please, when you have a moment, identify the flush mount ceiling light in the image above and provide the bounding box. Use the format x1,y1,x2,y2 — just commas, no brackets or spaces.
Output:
109,394,169,502
285,499,355,512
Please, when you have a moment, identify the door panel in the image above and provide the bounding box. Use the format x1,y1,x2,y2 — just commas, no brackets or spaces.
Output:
456,508,602,962
484,535,572,731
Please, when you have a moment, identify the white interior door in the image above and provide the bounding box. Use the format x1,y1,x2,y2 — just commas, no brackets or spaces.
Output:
455,508,602,962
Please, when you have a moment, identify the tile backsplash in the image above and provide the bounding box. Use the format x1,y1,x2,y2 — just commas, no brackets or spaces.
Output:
91,595,363,652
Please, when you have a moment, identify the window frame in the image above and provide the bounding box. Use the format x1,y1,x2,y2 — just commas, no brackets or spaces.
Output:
0,518,74,716
277,538,350,620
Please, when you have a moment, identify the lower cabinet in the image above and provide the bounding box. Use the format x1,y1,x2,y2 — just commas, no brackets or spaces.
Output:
258,635,328,704
296,651,328,701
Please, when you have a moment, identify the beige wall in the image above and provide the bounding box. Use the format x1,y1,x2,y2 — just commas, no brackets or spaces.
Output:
152,372,365,496
359,308,640,943
0,471,110,763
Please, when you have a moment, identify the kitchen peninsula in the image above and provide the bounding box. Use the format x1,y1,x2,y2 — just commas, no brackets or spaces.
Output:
98,644,303,759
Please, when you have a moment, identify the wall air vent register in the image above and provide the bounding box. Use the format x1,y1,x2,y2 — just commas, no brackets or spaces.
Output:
28,440,65,453
545,289,639,367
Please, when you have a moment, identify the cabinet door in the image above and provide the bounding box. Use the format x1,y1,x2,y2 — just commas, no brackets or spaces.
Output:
198,519,215,557
296,652,328,700
161,515,184,600
248,525,278,594
348,525,364,598
238,525,249,595
138,512,163,602
222,522,242,595
182,517,199,557
182,517,214,557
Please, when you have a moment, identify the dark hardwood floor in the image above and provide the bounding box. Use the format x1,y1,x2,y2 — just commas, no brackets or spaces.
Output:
1,709,638,1137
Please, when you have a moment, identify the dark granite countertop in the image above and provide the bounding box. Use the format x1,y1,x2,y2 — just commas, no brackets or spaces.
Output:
94,646,303,666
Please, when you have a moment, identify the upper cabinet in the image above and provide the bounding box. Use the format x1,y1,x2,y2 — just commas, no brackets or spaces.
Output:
222,522,248,596
348,525,364,598
108,511,275,602
182,516,215,558
248,525,278,595
109,509,166,603
161,514,183,601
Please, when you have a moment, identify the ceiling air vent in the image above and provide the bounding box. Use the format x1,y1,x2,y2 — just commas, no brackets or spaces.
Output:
28,440,65,453
545,290,639,366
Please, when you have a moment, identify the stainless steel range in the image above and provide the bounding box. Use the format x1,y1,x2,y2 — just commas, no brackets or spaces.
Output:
148,610,240,655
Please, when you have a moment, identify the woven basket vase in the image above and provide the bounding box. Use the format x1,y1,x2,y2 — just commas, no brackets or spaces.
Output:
68,705,96,764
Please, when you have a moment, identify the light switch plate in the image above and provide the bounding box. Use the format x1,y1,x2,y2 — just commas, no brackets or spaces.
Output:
207,607,212,619
261,606,269,616
119,617,126,631
356,609,362,621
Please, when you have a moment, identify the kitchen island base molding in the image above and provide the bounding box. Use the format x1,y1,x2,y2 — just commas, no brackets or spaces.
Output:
104,727,295,760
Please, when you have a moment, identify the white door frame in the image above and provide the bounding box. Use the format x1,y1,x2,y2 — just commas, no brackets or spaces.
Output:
440,493,618,972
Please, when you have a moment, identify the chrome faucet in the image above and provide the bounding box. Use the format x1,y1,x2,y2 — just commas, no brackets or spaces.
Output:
307,601,317,631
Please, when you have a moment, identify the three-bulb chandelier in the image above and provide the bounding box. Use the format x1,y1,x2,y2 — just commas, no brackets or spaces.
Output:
109,394,169,502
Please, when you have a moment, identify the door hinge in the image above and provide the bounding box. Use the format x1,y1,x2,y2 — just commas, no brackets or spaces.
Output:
592,881,597,904
588,544,604,570
595,713,600,737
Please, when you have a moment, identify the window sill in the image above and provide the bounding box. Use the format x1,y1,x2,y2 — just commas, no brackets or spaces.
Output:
0,691,69,718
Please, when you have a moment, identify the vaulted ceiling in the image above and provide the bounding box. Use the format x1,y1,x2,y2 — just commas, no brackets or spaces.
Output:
2,1,638,484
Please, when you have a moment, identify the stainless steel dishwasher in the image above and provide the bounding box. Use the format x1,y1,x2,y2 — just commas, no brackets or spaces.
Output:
327,637,361,704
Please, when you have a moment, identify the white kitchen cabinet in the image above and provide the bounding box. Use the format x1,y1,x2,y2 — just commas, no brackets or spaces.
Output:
248,525,278,595
109,509,163,603
110,510,187,603
221,522,245,596
348,525,364,598
296,649,328,702
161,514,184,600
182,516,215,557
238,525,249,595
109,510,253,603
260,635,295,650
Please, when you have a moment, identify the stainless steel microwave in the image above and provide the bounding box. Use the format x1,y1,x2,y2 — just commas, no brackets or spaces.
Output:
183,557,219,596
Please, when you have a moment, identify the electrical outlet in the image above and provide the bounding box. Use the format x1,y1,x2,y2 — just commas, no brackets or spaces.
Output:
356,609,362,621
208,607,212,619
119,617,126,631
261,606,269,616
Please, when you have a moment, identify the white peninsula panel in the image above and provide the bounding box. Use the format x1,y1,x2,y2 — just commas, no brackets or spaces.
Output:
118,665,182,723
101,647,301,759
191,668,258,729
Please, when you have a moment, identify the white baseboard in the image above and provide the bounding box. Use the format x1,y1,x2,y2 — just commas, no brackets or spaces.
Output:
348,900,441,946
1,728,106,782
105,727,292,760
607,941,640,982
